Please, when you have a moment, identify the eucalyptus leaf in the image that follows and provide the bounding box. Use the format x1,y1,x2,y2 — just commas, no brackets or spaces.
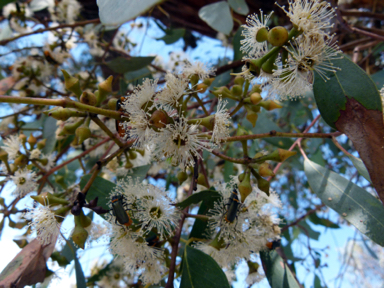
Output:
80,175,116,212
177,189,220,210
42,117,57,153
260,250,300,288
228,0,249,15
106,57,155,74
348,155,372,183
156,28,185,44
313,55,382,129
370,69,384,88
304,159,384,246
97,0,163,26
180,246,230,288
198,2,233,35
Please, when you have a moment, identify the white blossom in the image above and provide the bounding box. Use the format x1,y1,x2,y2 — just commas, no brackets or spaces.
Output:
241,11,273,58
155,117,214,169
24,203,61,245
182,61,215,80
211,98,231,145
277,0,336,38
155,73,189,108
2,134,21,160
10,168,38,197
49,0,82,24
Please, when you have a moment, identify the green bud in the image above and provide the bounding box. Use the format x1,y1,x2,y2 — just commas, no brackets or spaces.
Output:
45,107,72,121
128,150,137,160
238,172,245,182
108,98,118,110
19,133,27,144
79,211,92,228
177,171,188,184
234,76,245,87
256,27,269,42
27,134,37,148
80,91,97,106
247,59,262,76
258,162,275,177
250,84,262,94
125,159,133,169
72,217,88,249
37,139,46,149
247,260,260,274
235,126,248,137
61,119,85,136
31,192,69,206
250,92,262,105
209,232,226,250
51,251,70,267
0,149,8,162
197,173,209,188
259,100,283,111
189,74,199,85
197,83,209,93
267,26,289,47
231,85,243,97
97,76,113,105
55,175,67,188
61,69,82,98
14,154,28,167
245,106,258,127
203,77,215,86
190,115,214,131
212,86,231,98
75,126,92,145
238,171,252,202
252,170,270,195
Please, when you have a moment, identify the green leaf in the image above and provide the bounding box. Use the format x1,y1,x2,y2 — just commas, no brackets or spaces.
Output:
223,148,234,182
42,117,57,153
156,28,185,44
348,155,372,183
61,240,86,288
106,56,155,74
124,67,152,84
228,0,249,15
313,54,382,129
190,191,220,239
304,159,384,246
232,27,244,73
260,250,300,288
198,2,233,35
177,189,220,210
180,246,230,288
297,220,320,240
370,69,384,88
98,0,164,26
80,175,116,213
314,274,322,288
308,213,340,229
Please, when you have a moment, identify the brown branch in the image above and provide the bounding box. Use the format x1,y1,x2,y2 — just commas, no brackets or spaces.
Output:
340,9,384,21
281,204,325,232
0,19,100,46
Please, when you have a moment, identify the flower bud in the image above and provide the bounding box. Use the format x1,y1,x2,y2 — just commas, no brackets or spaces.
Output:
75,126,92,145
128,150,137,160
250,84,262,94
234,76,245,87
261,58,277,74
37,139,46,149
149,110,168,129
45,107,72,121
259,100,283,111
209,232,226,250
19,133,27,144
245,106,258,127
231,85,243,97
238,172,245,182
203,77,215,86
37,158,48,166
61,69,82,98
212,86,231,98
267,26,289,47
177,171,188,184
55,175,67,188
258,162,275,177
256,27,269,42
189,74,199,85
97,76,113,105
238,171,252,202
14,154,28,167
191,115,214,131
247,59,262,76
197,173,209,188
80,91,97,106
197,83,208,93
250,92,262,105
13,239,28,248
61,119,85,136
72,218,88,249
27,134,37,148
247,260,260,274
31,192,69,206
79,211,92,228
108,98,118,110
125,159,133,169
255,173,270,195
51,251,70,267
0,149,8,162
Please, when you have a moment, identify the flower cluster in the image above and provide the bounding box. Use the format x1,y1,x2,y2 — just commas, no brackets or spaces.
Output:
106,177,180,284
241,0,341,100
195,179,281,269
121,63,231,170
